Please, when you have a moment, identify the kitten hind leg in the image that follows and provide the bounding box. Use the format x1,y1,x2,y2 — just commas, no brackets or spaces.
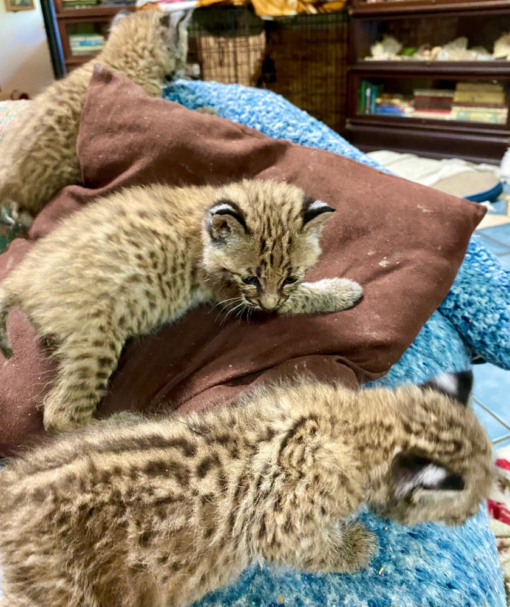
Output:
43,331,124,434
279,278,363,316
308,521,377,574
266,521,376,575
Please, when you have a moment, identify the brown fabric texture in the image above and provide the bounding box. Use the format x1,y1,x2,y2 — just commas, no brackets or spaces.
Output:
0,66,485,455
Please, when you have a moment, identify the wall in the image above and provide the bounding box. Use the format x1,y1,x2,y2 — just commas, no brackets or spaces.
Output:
0,0,55,99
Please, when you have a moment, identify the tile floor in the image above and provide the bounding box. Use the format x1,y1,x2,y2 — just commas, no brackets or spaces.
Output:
473,197,510,448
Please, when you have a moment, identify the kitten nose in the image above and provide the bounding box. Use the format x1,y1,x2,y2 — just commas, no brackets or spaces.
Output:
259,294,280,311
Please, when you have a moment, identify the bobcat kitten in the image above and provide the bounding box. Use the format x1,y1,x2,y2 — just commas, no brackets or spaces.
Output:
0,371,492,607
0,9,192,224
0,179,362,433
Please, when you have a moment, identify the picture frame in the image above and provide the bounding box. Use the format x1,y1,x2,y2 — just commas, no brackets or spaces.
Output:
4,0,35,11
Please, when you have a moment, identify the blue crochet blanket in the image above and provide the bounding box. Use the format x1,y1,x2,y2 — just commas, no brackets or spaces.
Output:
164,81,508,606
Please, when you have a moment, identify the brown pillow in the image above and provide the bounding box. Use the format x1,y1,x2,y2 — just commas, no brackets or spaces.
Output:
0,66,485,455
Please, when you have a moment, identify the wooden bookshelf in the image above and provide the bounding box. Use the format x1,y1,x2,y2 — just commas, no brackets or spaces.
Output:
351,0,510,16
52,0,135,72
346,0,510,163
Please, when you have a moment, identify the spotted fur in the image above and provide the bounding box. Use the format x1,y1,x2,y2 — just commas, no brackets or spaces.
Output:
0,372,492,607
0,9,192,224
0,179,362,433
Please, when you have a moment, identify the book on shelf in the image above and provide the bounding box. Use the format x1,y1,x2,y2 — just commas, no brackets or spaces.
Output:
414,89,454,98
453,100,507,109
375,105,405,116
451,105,508,124
69,34,105,54
455,83,504,93
358,82,378,115
70,42,104,50
71,49,103,55
69,35,104,42
412,109,451,120
453,83,505,105
413,89,454,111
454,91,506,104
63,0,98,5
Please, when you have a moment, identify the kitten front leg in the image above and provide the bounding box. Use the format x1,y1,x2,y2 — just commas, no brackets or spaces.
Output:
279,278,363,315
43,332,124,434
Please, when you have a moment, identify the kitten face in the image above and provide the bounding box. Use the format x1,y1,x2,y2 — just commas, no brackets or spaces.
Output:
109,10,192,77
160,10,194,74
371,371,493,526
202,180,335,312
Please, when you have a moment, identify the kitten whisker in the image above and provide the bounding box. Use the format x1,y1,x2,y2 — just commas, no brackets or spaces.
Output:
214,298,244,324
221,301,246,326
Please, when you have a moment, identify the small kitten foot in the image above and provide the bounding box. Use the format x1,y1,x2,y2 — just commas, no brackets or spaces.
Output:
319,278,363,312
43,403,91,435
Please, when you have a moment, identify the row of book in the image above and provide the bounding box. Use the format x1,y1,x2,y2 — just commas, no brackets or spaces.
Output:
62,0,98,6
62,0,136,6
358,81,508,125
69,33,105,55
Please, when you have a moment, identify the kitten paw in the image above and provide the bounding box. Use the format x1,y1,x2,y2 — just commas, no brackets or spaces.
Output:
320,278,363,312
43,405,92,435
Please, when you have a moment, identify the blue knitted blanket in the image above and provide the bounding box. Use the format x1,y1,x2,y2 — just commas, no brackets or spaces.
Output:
164,80,508,606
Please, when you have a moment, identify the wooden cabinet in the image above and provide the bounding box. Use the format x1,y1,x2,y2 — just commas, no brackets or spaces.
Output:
53,0,134,73
351,0,510,15
346,0,510,163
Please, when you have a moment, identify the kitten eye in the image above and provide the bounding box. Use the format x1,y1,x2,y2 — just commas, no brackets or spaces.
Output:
242,276,259,286
283,276,298,285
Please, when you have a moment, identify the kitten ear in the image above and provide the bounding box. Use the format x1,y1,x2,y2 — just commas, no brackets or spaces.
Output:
169,8,194,29
160,12,171,28
393,451,465,499
302,196,335,234
206,200,248,243
110,9,130,29
420,370,474,407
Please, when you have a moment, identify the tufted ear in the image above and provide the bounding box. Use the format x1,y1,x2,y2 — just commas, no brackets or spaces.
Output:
420,370,474,407
206,200,249,243
160,13,171,27
302,196,335,235
392,451,465,499
110,9,130,29
169,8,194,29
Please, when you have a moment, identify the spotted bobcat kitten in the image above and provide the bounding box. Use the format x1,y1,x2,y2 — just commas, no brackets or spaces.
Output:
0,9,192,224
0,371,492,607
0,179,362,433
